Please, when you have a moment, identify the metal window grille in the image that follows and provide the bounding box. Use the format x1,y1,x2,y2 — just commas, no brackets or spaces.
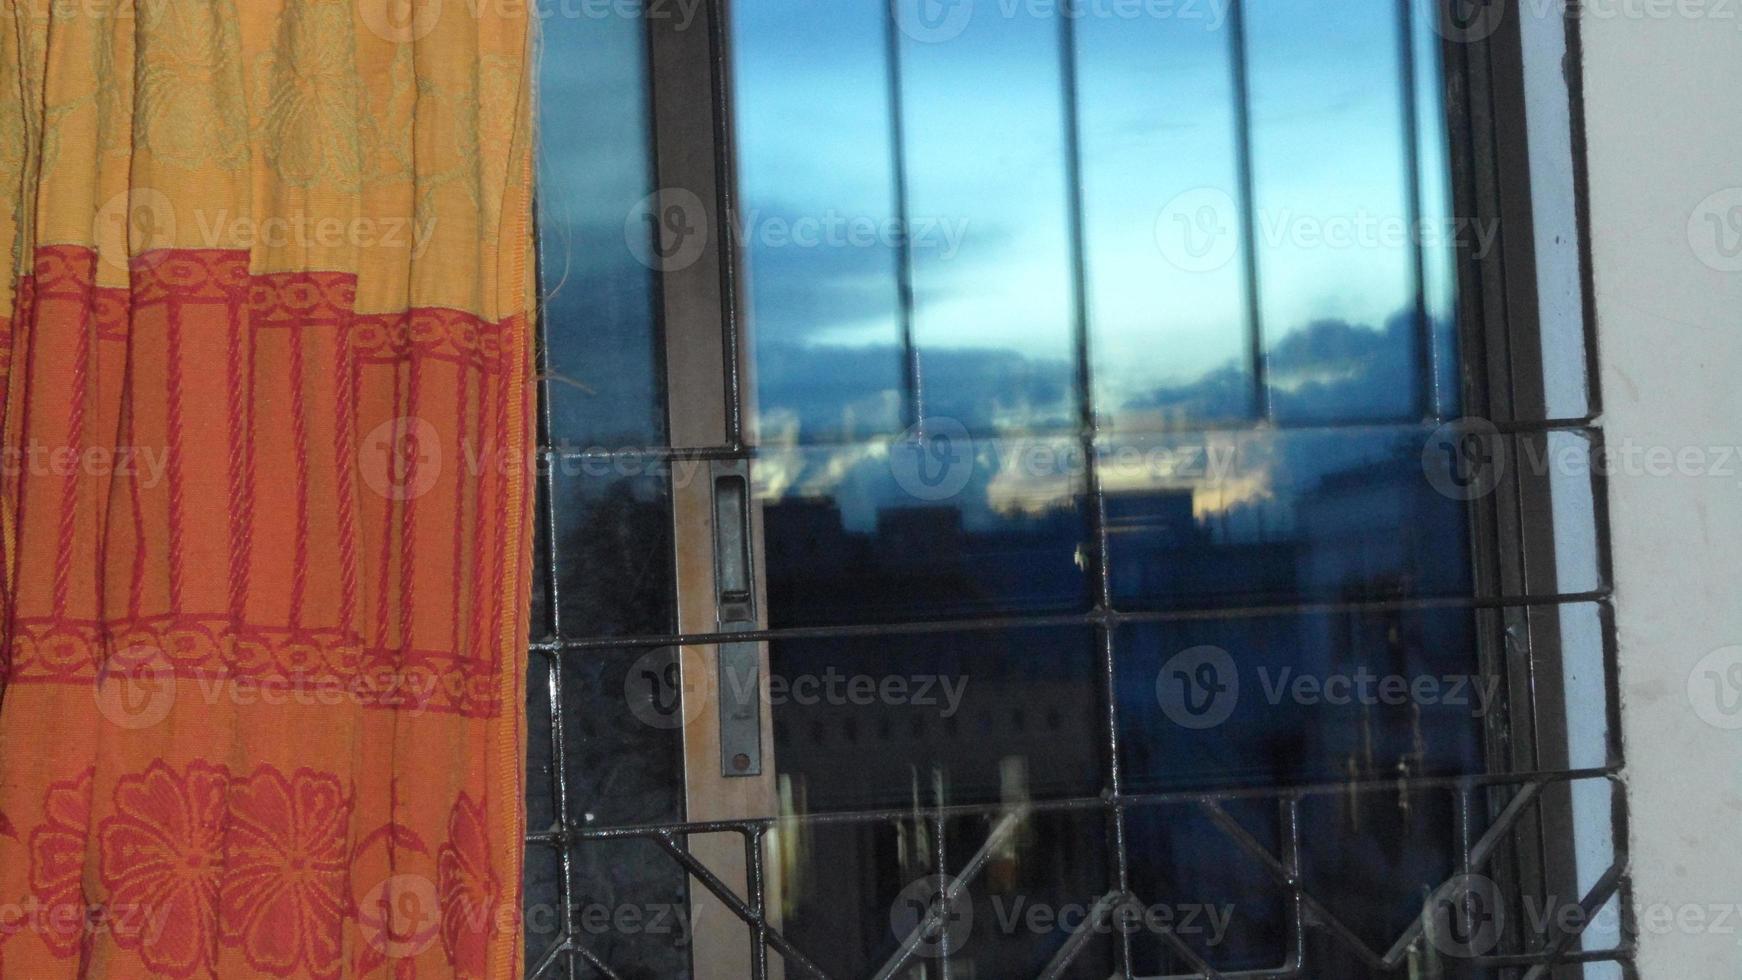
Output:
524,2,1632,977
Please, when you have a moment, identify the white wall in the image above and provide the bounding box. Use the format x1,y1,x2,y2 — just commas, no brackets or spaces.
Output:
1579,8,1742,975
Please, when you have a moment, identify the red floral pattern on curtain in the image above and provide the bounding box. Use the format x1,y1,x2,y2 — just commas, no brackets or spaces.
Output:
0,2,536,976
0,242,532,978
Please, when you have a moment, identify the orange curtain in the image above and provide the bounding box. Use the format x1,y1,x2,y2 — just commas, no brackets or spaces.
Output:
0,1,535,977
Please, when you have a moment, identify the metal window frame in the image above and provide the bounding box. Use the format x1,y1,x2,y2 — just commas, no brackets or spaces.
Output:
526,1,1633,977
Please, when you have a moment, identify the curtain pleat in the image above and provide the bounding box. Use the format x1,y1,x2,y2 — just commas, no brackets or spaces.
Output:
0,1,535,977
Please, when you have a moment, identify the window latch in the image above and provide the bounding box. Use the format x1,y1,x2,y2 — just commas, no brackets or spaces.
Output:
712,460,761,778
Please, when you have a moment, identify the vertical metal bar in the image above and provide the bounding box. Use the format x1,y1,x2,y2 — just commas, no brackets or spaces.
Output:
933,804,954,980
1397,0,1437,419
1454,783,1474,873
1282,796,1306,971
1225,0,1271,422
532,210,582,980
707,0,747,449
1057,9,1135,975
881,0,925,429
1058,5,1097,441
746,827,770,980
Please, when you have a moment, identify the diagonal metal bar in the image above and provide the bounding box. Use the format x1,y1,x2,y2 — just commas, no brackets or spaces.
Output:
569,941,628,980
1037,890,1230,980
1200,801,1387,971
649,830,833,979
527,938,573,980
1037,890,1130,980
1519,860,1627,980
1380,780,1545,967
871,806,1031,980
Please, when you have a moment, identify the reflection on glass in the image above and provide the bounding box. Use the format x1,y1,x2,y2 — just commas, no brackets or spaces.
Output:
731,0,905,443
1412,0,1464,420
1077,11,1258,428
1242,0,1422,422
1297,790,1465,952
776,811,1111,978
522,843,564,971
1125,800,1289,973
1104,426,1473,610
758,438,1092,627
733,1,1080,442
733,0,1463,443
525,652,557,832
1125,791,1489,977
551,467,675,638
900,10,1080,434
1115,608,1487,793
533,0,1512,973
771,627,1101,810
538,11,666,450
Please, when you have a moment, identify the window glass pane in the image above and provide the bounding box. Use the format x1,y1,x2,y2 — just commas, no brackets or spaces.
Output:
553,646,691,976
551,464,675,639
538,10,666,450
522,842,564,972
899,11,1080,436
777,810,1112,977
732,2,1080,442
1246,0,1426,423
731,0,905,444
1103,426,1473,610
772,626,1102,810
1115,608,1488,793
1124,800,1289,973
759,438,1092,628
1078,11,1258,430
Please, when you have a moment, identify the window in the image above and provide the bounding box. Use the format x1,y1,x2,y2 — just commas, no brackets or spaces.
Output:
528,1,1627,977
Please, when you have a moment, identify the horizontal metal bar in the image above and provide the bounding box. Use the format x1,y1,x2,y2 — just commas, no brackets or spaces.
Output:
539,415,1605,462
535,590,1613,652
527,767,1618,845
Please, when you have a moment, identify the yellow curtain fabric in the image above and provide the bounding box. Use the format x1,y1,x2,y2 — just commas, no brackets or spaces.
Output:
0,0,535,977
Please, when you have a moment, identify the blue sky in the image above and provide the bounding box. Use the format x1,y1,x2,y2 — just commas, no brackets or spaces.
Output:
535,0,1461,450
727,0,1459,437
